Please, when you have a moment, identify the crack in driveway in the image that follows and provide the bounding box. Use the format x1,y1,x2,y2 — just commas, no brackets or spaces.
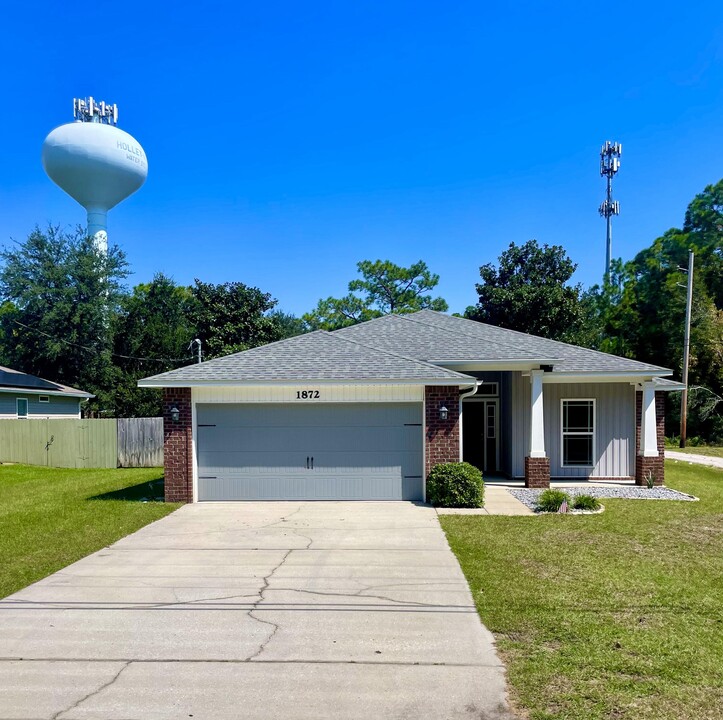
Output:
51,661,130,720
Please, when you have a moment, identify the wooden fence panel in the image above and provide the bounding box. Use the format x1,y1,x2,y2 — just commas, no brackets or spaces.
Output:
117,418,163,467
1,419,120,469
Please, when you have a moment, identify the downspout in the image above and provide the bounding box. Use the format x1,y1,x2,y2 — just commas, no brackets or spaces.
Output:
458,381,480,461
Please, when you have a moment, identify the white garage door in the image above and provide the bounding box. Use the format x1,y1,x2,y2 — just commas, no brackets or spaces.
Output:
196,402,423,501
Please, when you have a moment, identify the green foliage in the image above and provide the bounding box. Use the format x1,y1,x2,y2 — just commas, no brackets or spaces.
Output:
110,273,196,417
583,179,723,443
0,225,129,414
269,310,307,339
571,494,601,511
304,259,448,330
426,462,484,508
188,279,282,359
536,489,571,512
465,240,588,343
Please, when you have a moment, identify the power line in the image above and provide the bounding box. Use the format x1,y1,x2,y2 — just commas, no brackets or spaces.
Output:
11,319,193,364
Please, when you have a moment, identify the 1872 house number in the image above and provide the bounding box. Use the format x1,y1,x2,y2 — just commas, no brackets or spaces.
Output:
296,390,320,399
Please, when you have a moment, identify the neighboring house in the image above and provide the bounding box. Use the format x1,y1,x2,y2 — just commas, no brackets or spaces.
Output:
0,366,93,419
138,310,684,503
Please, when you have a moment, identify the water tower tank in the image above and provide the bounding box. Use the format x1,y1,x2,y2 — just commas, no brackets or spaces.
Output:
42,98,148,254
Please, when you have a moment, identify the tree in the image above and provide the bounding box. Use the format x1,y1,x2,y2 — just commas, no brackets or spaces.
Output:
465,240,587,343
188,280,281,359
304,260,448,330
582,179,723,442
269,310,307,340
0,225,128,411
110,274,196,417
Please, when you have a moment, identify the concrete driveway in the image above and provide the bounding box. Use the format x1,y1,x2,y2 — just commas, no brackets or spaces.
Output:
0,502,512,719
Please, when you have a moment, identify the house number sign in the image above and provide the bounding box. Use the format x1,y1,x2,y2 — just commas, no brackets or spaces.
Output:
296,390,321,399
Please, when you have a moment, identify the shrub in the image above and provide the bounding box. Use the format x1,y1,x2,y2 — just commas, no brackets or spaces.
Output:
426,462,484,508
536,489,570,513
571,494,601,511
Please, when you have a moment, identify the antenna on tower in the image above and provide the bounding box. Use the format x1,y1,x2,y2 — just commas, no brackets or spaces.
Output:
599,141,622,282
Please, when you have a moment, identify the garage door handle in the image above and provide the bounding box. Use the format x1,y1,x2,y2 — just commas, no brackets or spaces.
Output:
306,456,309,470
310,456,314,469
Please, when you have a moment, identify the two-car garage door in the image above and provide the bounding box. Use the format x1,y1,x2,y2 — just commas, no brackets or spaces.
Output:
196,403,423,501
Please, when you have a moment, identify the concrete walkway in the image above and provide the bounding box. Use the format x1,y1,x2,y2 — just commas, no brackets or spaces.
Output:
436,486,534,516
666,450,723,470
0,502,514,720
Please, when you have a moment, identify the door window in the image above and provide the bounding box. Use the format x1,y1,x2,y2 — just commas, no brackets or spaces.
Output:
16,398,29,419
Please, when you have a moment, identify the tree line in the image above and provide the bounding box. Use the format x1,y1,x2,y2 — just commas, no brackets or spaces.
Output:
1,180,720,441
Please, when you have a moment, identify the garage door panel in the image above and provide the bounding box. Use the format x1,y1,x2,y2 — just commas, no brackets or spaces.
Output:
198,426,419,454
196,402,423,501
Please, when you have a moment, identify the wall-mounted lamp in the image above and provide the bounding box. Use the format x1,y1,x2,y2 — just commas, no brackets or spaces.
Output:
439,405,449,421
170,404,180,423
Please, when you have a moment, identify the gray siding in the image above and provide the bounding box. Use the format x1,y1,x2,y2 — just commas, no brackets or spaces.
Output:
0,392,80,418
510,374,635,478
197,402,423,501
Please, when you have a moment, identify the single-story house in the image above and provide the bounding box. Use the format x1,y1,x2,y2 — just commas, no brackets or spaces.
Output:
0,366,93,419
138,310,684,503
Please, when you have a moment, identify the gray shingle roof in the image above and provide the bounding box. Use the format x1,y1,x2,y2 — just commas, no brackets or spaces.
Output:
139,331,475,386
334,314,557,363
404,310,672,374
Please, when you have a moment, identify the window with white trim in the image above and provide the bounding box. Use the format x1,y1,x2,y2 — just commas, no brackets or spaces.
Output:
16,398,28,419
561,399,594,466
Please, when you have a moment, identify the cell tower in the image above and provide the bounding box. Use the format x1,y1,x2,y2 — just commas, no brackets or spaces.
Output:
598,141,622,281
42,97,148,255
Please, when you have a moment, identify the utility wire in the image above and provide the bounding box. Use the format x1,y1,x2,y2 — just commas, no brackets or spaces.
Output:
11,319,193,364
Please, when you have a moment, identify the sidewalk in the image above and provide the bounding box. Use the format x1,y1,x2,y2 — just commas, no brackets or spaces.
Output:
436,485,533,516
666,450,723,470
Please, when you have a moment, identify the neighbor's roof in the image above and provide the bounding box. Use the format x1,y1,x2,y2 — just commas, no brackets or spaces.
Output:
0,365,94,398
373,310,672,375
138,331,476,386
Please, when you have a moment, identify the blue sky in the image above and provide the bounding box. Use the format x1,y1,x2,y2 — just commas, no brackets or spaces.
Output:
1,2,722,316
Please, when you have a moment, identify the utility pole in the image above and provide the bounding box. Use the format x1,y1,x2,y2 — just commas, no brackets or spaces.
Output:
679,250,694,448
599,141,622,282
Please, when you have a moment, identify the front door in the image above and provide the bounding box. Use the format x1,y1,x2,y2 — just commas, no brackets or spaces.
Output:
462,400,498,474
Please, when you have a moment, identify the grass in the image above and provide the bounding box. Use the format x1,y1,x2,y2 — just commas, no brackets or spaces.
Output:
0,464,180,599
665,444,723,459
439,462,723,720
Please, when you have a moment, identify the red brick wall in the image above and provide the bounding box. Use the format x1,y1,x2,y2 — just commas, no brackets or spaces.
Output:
525,456,550,488
634,390,665,486
425,386,460,478
163,388,193,503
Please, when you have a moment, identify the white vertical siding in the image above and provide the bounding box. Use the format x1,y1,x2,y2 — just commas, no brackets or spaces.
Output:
510,374,635,478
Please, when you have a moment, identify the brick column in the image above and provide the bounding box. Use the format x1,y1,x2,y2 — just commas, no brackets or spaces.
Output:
635,390,665,486
163,388,193,503
425,386,460,478
524,457,550,488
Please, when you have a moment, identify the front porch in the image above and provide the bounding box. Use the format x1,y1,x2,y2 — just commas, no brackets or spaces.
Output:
452,371,667,488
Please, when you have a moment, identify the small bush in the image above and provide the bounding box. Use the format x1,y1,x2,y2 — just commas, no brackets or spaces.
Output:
571,494,601,511
426,462,484,508
537,489,570,513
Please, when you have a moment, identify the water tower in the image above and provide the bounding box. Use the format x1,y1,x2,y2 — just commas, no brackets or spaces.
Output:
42,98,148,255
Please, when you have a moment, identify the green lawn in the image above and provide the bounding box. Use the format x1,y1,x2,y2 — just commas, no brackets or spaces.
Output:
0,464,180,599
665,444,723,459
440,463,723,720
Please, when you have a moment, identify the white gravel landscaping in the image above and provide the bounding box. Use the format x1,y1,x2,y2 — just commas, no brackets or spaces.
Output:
509,486,698,512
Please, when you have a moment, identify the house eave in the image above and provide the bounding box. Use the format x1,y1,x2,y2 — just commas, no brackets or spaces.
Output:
539,370,673,384
138,377,476,389
0,387,94,399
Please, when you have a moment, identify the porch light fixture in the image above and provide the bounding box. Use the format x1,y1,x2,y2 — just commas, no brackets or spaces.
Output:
439,405,449,421
170,404,180,423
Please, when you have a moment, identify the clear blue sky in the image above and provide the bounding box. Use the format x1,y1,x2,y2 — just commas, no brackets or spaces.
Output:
1,2,722,316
